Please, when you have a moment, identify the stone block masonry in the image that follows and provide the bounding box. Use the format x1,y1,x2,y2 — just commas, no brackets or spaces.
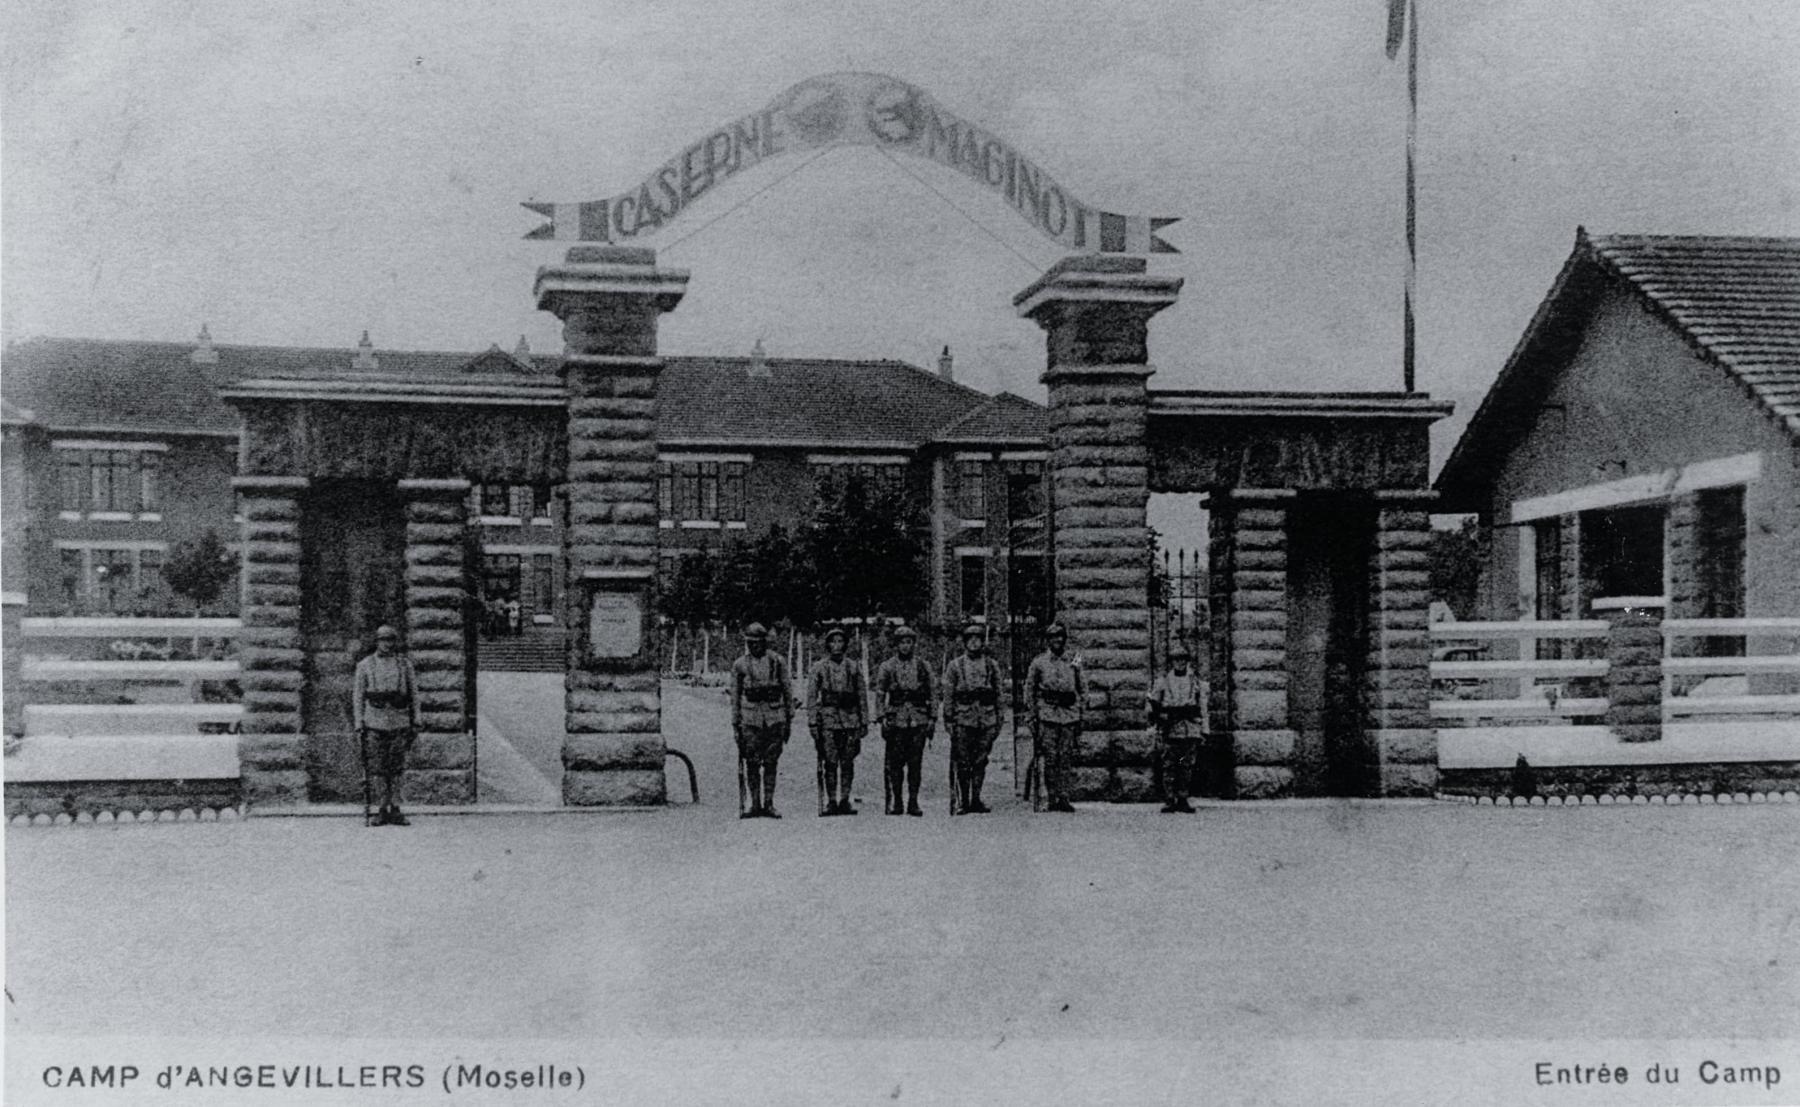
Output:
536,246,689,806
400,479,474,805
1017,255,1180,802
1218,490,1297,799
1366,494,1438,796
232,476,310,805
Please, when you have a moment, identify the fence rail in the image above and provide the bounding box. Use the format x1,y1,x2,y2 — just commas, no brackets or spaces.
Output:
9,616,244,792
1432,613,1800,732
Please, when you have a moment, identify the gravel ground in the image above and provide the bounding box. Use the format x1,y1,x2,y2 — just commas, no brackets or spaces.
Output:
7,683,1798,1048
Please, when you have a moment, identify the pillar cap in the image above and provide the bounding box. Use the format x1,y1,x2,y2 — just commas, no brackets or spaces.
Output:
534,248,690,314
1013,255,1183,319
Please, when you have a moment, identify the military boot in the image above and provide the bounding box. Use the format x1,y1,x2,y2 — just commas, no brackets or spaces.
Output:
742,764,761,819
966,765,991,814
762,766,781,819
841,763,858,815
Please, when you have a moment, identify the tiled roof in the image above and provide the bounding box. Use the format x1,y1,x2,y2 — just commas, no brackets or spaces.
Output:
1588,234,1800,436
1,398,36,425
653,357,1038,446
930,392,1050,443
1437,229,1800,502
0,337,1045,448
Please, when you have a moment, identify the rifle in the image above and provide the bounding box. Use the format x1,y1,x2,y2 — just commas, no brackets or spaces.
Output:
357,727,374,826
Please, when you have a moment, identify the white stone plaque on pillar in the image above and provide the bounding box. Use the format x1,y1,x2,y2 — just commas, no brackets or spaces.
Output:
587,591,643,660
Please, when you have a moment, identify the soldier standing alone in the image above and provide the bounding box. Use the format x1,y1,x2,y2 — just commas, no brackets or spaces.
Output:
1148,644,1206,813
874,625,934,816
354,624,421,826
1027,623,1084,813
942,623,1002,814
731,623,794,819
808,626,868,816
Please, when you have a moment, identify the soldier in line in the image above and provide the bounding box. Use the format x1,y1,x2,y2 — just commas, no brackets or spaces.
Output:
1147,644,1206,814
1026,623,1083,814
730,622,794,819
353,624,421,827
874,624,934,816
942,623,1003,814
808,626,868,816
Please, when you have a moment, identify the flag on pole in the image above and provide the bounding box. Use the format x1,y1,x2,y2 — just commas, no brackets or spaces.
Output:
1387,0,1419,392
1386,0,1409,59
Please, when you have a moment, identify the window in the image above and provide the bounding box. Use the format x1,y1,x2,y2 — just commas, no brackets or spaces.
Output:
1533,519,1564,622
1004,460,1044,522
675,464,700,519
92,548,137,612
813,459,906,510
1580,504,1664,601
1695,487,1746,657
60,549,82,608
479,483,515,519
57,546,165,613
722,462,746,523
138,548,163,595
960,555,988,618
528,484,554,521
662,460,749,523
531,554,555,617
138,451,161,511
958,460,986,519
55,447,160,513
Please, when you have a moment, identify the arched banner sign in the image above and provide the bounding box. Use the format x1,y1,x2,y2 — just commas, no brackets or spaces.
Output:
524,72,1178,255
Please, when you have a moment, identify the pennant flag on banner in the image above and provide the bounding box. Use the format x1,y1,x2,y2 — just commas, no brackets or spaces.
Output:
522,72,1179,255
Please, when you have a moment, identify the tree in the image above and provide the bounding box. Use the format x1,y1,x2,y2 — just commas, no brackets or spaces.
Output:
1430,516,1488,620
803,475,926,625
162,529,239,614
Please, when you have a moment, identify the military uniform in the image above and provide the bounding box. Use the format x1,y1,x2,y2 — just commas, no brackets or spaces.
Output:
353,626,420,826
875,634,934,816
1027,631,1083,813
808,640,867,816
1148,659,1208,813
943,632,1003,813
731,630,794,819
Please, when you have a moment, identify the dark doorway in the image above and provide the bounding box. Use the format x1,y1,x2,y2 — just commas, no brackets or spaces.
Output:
1286,495,1377,797
300,480,407,802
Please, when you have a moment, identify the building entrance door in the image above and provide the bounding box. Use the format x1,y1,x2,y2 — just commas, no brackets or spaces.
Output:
300,480,408,802
1286,496,1378,797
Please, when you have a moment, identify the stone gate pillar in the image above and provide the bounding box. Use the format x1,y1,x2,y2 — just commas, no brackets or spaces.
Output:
1218,488,1297,798
1366,491,1437,796
535,246,688,806
400,478,475,804
1016,256,1181,801
234,474,309,805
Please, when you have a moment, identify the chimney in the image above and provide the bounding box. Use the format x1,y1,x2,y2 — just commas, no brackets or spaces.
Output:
352,330,378,370
191,324,218,365
748,337,772,379
937,345,953,381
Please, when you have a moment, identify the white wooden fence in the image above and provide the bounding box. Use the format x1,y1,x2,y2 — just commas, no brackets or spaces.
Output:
9,616,243,783
1431,615,1800,769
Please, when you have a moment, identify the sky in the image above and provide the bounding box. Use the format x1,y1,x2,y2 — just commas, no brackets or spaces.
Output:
4,0,1798,481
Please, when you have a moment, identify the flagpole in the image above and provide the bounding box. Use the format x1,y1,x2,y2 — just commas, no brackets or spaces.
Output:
1403,0,1419,393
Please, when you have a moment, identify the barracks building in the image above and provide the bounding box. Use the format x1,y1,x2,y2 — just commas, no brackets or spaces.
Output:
0,333,1050,636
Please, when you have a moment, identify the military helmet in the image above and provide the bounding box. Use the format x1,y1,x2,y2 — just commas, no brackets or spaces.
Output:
824,625,849,643
893,624,918,640
375,624,400,642
743,622,769,640
1168,643,1192,661
1045,622,1068,640
961,623,986,641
